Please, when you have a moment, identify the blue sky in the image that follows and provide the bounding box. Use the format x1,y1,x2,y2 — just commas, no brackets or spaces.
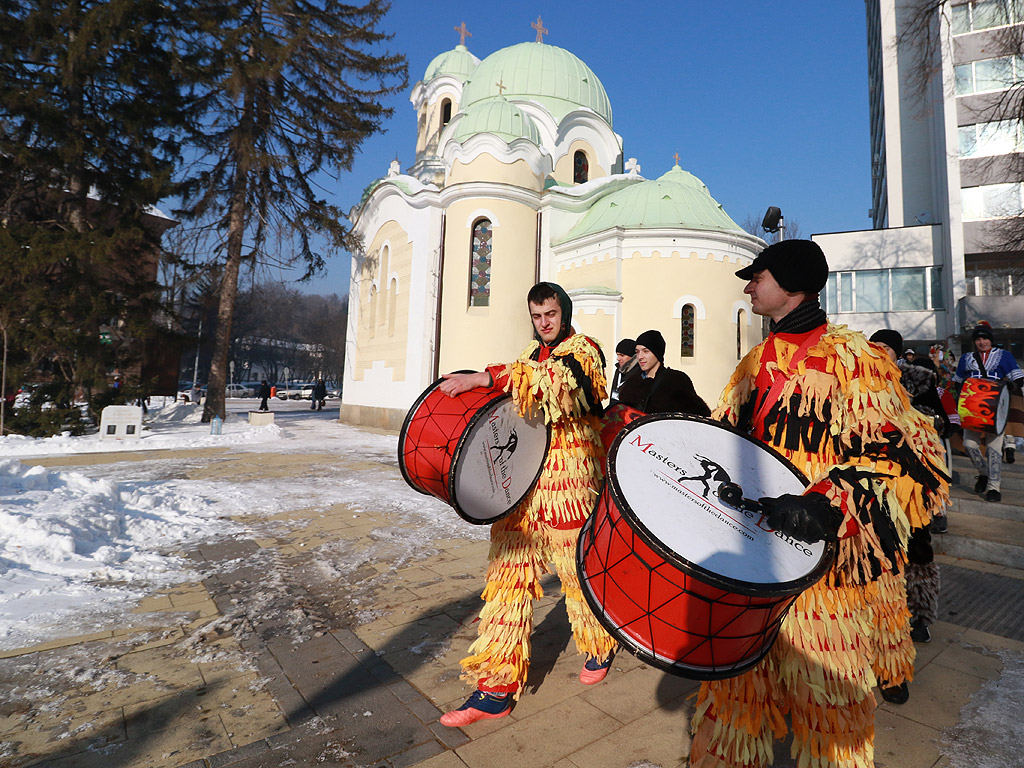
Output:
294,1,871,296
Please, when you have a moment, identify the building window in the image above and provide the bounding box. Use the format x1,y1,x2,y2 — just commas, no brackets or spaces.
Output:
823,267,945,313
388,278,398,337
736,309,747,360
441,98,452,126
959,119,1024,158
368,286,377,338
469,218,492,307
680,304,695,357
573,150,589,184
954,55,1024,96
952,0,1024,35
962,182,1024,219
966,263,1024,295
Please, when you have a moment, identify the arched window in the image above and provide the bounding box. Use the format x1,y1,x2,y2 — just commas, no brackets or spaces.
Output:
378,245,389,327
368,286,377,339
441,98,452,126
388,278,398,337
469,218,492,306
736,309,747,360
680,304,695,357
573,150,589,184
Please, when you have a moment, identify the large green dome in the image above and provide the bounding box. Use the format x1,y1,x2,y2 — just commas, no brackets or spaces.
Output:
461,42,612,126
424,44,480,83
560,165,742,242
449,97,541,145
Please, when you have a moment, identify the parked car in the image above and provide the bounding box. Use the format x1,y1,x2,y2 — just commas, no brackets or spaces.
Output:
225,383,255,398
276,384,303,400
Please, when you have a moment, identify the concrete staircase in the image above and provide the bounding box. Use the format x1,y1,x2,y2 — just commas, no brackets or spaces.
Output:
934,453,1024,569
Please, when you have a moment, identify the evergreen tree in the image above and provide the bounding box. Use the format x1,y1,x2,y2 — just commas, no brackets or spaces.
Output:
177,0,407,421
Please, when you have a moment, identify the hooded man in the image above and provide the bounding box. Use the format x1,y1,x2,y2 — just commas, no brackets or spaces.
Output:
608,337,639,404
689,240,948,768
953,321,1024,502
437,282,616,726
617,329,710,416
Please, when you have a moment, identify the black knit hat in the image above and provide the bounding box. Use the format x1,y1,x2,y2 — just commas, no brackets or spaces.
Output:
869,329,903,355
635,330,666,362
972,322,994,341
735,239,829,293
615,338,636,355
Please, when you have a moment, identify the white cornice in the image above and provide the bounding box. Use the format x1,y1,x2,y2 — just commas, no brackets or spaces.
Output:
439,181,543,209
441,133,553,178
410,76,464,110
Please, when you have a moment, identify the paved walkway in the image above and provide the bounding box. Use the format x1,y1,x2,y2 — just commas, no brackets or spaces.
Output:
4,440,1024,768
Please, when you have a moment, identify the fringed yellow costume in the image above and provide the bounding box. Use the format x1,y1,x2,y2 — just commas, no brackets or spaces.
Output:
458,333,617,697
690,323,948,768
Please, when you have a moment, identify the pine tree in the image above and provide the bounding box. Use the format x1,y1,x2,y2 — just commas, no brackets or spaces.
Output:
176,0,407,422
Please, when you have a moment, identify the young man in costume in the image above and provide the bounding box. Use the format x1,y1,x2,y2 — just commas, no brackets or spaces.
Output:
689,240,948,768
437,282,617,727
617,329,710,416
954,322,1024,503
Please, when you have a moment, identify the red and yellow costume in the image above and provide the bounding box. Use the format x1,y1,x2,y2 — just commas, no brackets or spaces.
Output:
457,333,616,696
690,322,948,768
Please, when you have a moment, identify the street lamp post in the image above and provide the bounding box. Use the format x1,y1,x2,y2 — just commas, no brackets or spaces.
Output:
762,206,785,242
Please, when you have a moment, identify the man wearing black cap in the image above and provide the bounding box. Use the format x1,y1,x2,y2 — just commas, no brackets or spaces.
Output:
953,322,1024,502
617,329,710,416
688,241,948,768
609,337,639,404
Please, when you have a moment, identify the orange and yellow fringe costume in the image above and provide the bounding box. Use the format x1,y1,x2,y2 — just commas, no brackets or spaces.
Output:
690,324,949,768
459,334,617,697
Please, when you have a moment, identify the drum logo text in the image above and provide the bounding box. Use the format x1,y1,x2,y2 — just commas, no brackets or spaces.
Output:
487,412,517,505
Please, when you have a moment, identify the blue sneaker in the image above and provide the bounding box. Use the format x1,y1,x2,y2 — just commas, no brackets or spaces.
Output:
439,690,512,726
580,653,614,684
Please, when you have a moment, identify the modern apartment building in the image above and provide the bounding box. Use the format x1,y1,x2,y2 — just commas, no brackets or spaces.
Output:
814,0,1024,357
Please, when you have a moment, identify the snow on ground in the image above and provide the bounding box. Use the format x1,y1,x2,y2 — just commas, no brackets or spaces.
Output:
0,398,480,651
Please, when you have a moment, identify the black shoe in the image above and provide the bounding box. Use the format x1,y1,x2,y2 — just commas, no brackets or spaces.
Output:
1005,447,1016,464
910,619,931,643
880,682,909,704
931,515,948,534
986,489,1002,503
975,475,988,493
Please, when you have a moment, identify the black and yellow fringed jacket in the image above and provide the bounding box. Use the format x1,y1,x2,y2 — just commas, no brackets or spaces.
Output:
486,334,608,530
714,323,950,585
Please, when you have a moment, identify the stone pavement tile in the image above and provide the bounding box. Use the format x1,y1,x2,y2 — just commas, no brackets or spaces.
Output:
886,663,986,730
579,663,699,725
4,708,125,766
426,556,491,578
929,639,1005,680
564,700,693,768
429,720,470,750
114,644,207,693
366,613,461,657
960,625,1024,652
410,752,471,768
454,697,619,768
0,631,115,658
387,738,446,768
133,594,173,612
873,708,942,768
122,676,268,739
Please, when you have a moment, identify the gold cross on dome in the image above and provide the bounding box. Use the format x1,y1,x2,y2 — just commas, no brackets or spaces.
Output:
673,152,680,166
496,78,507,95
532,15,548,43
454,21,471,46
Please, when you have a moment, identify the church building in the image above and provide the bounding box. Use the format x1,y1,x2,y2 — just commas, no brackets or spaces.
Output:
341,20,766,428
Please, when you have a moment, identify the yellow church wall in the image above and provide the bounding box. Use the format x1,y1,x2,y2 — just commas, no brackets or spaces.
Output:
438,198,538,373
552,139,607,186
448,155,542,190
352,220,413,381
572,309,616,384
556,254,618,291
416,94,459,157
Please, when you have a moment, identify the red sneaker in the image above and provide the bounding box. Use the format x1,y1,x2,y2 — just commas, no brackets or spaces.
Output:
579,654,614,685
439,691,512,727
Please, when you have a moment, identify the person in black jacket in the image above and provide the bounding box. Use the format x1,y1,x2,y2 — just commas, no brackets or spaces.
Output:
258,380,272,411
311,379,328,411
608,338,639,404
617,329,710,416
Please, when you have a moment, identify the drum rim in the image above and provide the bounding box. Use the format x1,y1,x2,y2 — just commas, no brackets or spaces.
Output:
397,370,476,497
576,513,792,680
605,412,837,599
447,394,552,525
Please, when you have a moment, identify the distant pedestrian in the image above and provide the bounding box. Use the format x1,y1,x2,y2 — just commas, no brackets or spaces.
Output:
311,379,327,411
190,384,202,405
258,380,272,411
608,338,638,404
617,330,710,416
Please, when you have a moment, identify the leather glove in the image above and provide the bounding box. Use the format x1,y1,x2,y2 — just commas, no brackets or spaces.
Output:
757,492,843,544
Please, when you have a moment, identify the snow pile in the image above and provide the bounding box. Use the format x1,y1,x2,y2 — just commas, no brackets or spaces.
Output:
0,458,235,648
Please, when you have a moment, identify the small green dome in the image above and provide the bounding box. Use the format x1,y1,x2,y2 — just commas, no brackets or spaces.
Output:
560,165,743,242
461,42,612,125
424,44,480,83
450,97,541,145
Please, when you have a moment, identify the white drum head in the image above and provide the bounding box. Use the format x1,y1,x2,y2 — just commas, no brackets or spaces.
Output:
610,415,827,591
996,385,1010,434
451,397,549,523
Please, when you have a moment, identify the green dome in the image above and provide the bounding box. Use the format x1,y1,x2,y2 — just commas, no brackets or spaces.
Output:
560,165,743,242
424,44,480,83
450,97,541,145
461,42,612,125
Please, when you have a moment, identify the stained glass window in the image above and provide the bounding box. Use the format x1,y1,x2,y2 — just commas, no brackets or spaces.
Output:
470,218,492,306
574,150,589,184
680,304,695,357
